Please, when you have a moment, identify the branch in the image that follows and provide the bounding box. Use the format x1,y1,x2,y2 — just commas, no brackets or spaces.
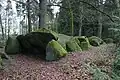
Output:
47,4,69,10
78,1,114,22
13,0,33,6
48,1,114,22
12,0,26,5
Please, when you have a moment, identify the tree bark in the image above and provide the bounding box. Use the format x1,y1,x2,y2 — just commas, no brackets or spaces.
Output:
39,0,47,28
115,0,120,17
38,0,42,28
0,14,4,40
27,0,32,33
79,2,83,36
98,0,103,38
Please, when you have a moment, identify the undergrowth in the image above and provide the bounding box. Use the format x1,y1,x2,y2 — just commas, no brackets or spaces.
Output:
85,44,120,80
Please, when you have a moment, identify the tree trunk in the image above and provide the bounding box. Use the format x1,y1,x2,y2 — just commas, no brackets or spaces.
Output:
67,0,74,36
38,0,41,28
8,18,10,38
5,11,7,39
79,2,83,36
98,0,103,38
27,0,32,33
39,0,47,28
115,0,120,17
0,14,4,40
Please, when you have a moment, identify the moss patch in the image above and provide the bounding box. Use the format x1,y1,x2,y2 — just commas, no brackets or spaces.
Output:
88,36,104,46
46,40,67,61
33,28,58,40
66,39,82,52
80,42,89,50
71,36,91,51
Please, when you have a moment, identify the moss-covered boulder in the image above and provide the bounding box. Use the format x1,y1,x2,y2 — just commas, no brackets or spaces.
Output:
17,30,58,59
46,40,67,61
88,36,104,46
5,37,20,54
103,38,113,44
57,34,71,49
66,38,82,52
33,28,58,40
74,36,91,49
16,35,32,53
80,42,89,50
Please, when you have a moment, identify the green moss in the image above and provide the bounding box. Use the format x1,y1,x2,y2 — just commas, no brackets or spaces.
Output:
66,39,82,52
5,37,20,54
33,28,58,40
88,36,104,46
80,42,89,50
72,36,91,51
46,40,67,61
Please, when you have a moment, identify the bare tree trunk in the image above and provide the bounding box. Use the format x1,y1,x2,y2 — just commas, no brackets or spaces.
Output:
8,18,10,38
115,0,120,17
39,0,47,28
5,11,7,39
38,0,41,28
79,2,83,36
98,0,103,38
67,0,74,36
27,0,32,33
0,14,4,40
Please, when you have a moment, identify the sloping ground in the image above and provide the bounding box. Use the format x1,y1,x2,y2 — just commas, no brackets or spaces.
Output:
0,44,116,80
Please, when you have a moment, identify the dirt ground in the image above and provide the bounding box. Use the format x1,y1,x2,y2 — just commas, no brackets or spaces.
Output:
0,44,116,80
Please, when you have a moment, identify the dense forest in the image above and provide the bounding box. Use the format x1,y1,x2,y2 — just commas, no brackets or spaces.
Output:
0,0,120,80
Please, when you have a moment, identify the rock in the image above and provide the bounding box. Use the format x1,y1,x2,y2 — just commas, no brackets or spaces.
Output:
46,40,67,61
74,36,91,50
88,36,104,46
16,29,59,59
0,52,9,59
16,35,32,53
66,36,90,52
33,28,58,40
57,34,71,49
66,38,82,52
103,38,113,44
5,37,20,54
80,42,89,50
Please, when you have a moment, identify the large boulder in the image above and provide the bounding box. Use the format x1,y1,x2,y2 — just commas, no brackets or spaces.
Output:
80,42,89,50
57,34,71,49
66,38,82,52
17,29,59,59
46,40,67,61
5,37,20,54
74,36,91,50
88,36,104,46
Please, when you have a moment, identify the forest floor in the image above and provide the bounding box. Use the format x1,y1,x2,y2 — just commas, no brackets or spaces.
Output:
0,44,116,80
